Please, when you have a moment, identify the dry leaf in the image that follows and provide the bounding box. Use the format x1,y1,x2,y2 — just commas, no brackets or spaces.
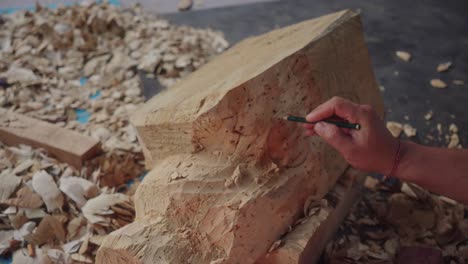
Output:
386,121,403,138
430,79,447,88
395,51,411,62
31,170,64,212
437,61,452,72
1,186,43,208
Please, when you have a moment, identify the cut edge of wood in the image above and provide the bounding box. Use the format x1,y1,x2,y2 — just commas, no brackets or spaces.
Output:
261,167,365,264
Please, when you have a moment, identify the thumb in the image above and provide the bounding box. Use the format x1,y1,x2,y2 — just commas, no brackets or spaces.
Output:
314,122,352,152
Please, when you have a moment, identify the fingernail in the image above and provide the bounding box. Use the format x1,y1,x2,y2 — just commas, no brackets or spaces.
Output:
305,113,314,121
314,122,325,134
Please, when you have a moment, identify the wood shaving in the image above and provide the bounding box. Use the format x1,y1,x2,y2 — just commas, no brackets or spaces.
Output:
0,169,22,200
31,170,64,212
71,253,93,263
29,215,66,246
0,230,15,255
62,239,82,254
364,176,379,190
403,124,417,137
13,221,36,242
59,176,98,208
1,186,43,209
430,79,447,88
82,193,129,224
11,247,43,264
436,61,452,72
386,121,403,138
447,123,461,149
395,51,411,62
424,110,433,120
178,0,194,11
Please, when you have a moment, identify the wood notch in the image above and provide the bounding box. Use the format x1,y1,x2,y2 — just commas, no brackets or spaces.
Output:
97,9,384,264
0,108,101,169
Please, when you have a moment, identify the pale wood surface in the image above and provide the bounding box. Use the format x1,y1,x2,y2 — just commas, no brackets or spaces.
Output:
259,168,365,264
98,9,384,264
0,108,101,168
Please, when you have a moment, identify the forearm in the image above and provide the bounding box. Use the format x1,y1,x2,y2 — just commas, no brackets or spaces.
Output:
396,141,468,204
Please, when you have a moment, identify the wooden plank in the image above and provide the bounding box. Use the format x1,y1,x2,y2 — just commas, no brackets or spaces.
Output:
260,168,365,264
0,108,101,168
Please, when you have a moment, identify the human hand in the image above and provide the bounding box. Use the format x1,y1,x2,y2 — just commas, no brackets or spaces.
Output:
303,97,398,175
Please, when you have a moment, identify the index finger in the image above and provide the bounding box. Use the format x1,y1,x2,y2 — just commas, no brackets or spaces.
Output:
306,97,360,123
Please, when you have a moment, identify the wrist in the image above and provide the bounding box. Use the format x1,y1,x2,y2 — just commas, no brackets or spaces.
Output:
390,140,414,180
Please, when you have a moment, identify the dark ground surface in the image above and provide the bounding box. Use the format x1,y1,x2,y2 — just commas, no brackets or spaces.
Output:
161,0,468,147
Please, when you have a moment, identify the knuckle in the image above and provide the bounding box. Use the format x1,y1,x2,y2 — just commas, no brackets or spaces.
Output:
331,96,343,104
330,96,343,106
361,104,373,112
335,100,346,112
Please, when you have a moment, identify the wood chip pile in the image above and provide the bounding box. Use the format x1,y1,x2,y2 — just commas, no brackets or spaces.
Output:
324,180,468,263
0,2,228,263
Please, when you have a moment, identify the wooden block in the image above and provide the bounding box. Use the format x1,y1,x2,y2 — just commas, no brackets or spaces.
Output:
259,168,365,264
97,9,384,264
0,108,101,168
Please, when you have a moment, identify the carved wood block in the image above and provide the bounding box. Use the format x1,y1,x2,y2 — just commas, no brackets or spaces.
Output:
97,9,384,264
